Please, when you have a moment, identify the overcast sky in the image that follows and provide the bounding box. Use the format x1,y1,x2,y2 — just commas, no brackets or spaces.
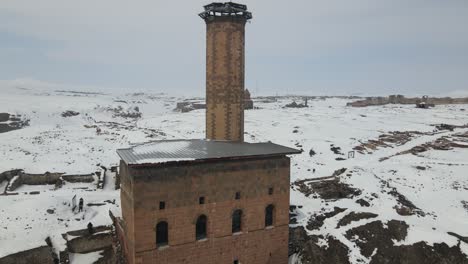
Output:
1,0,468,96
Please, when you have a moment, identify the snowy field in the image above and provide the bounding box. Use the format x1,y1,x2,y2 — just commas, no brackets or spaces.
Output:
0,83,467,263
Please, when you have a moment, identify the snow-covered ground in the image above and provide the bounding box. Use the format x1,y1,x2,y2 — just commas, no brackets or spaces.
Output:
0,84,467,263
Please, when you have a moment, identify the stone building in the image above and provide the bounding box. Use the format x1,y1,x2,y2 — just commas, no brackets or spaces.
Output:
115,3,300,264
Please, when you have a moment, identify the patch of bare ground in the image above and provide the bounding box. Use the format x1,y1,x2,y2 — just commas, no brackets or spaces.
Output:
380,135,468,162
86,121,166,139
345,220,468,264
354,131,424,154
292,168,362,200
289,220,468,264
289,227,351,264
354,125,468,155
374,173,425,216
462,201,468,214
307,207,347,231
346,220,408,257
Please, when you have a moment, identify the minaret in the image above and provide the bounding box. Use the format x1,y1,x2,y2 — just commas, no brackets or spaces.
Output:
200,2,252,142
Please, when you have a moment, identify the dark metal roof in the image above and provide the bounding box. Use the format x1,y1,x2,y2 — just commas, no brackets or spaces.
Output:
117,139,300,166
199,2,252,20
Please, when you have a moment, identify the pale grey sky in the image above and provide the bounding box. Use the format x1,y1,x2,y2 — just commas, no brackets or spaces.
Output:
1,0,467,96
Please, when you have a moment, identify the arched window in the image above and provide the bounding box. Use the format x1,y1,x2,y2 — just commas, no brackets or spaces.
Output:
156,221,168,246
232,209,242,233
196,215,207,240
265,204,274,227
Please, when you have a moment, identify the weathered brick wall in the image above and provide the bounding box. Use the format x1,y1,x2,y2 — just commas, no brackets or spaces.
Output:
137,226,289,264
120,159,136,262
205,17,247,142
121,156,291,264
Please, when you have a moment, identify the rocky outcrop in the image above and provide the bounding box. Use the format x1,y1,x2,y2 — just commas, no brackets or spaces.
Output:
336,212,378,228
0,113,29,133
289,220,468,264
369,242,468,264
61,110,80,117
345,220,409,257
289,227,351,264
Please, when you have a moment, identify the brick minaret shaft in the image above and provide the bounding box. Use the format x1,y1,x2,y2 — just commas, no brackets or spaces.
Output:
204,16,248,142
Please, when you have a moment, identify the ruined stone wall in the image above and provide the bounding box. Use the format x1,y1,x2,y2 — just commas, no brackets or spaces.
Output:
0,246,54,264
121,156,291,264
20,173,63,185
348,95,468,107
205,17,246,142
67,233,113,253
62,174,94,183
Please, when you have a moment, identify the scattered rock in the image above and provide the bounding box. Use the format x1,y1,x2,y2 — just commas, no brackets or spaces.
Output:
415,166,426,170
394,206,412,216
356,198,371,207
309,149,316,157
462,201,468,212
330,145,344,155
61,110,80,117
336,212,378,228
332,168,348,177
46,209,55,214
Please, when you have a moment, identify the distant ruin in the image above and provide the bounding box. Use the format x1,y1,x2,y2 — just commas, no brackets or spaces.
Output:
347,95,468,107
175,89,254,113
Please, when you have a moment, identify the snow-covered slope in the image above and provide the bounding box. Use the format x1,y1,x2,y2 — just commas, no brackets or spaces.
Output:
0,84,467,263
